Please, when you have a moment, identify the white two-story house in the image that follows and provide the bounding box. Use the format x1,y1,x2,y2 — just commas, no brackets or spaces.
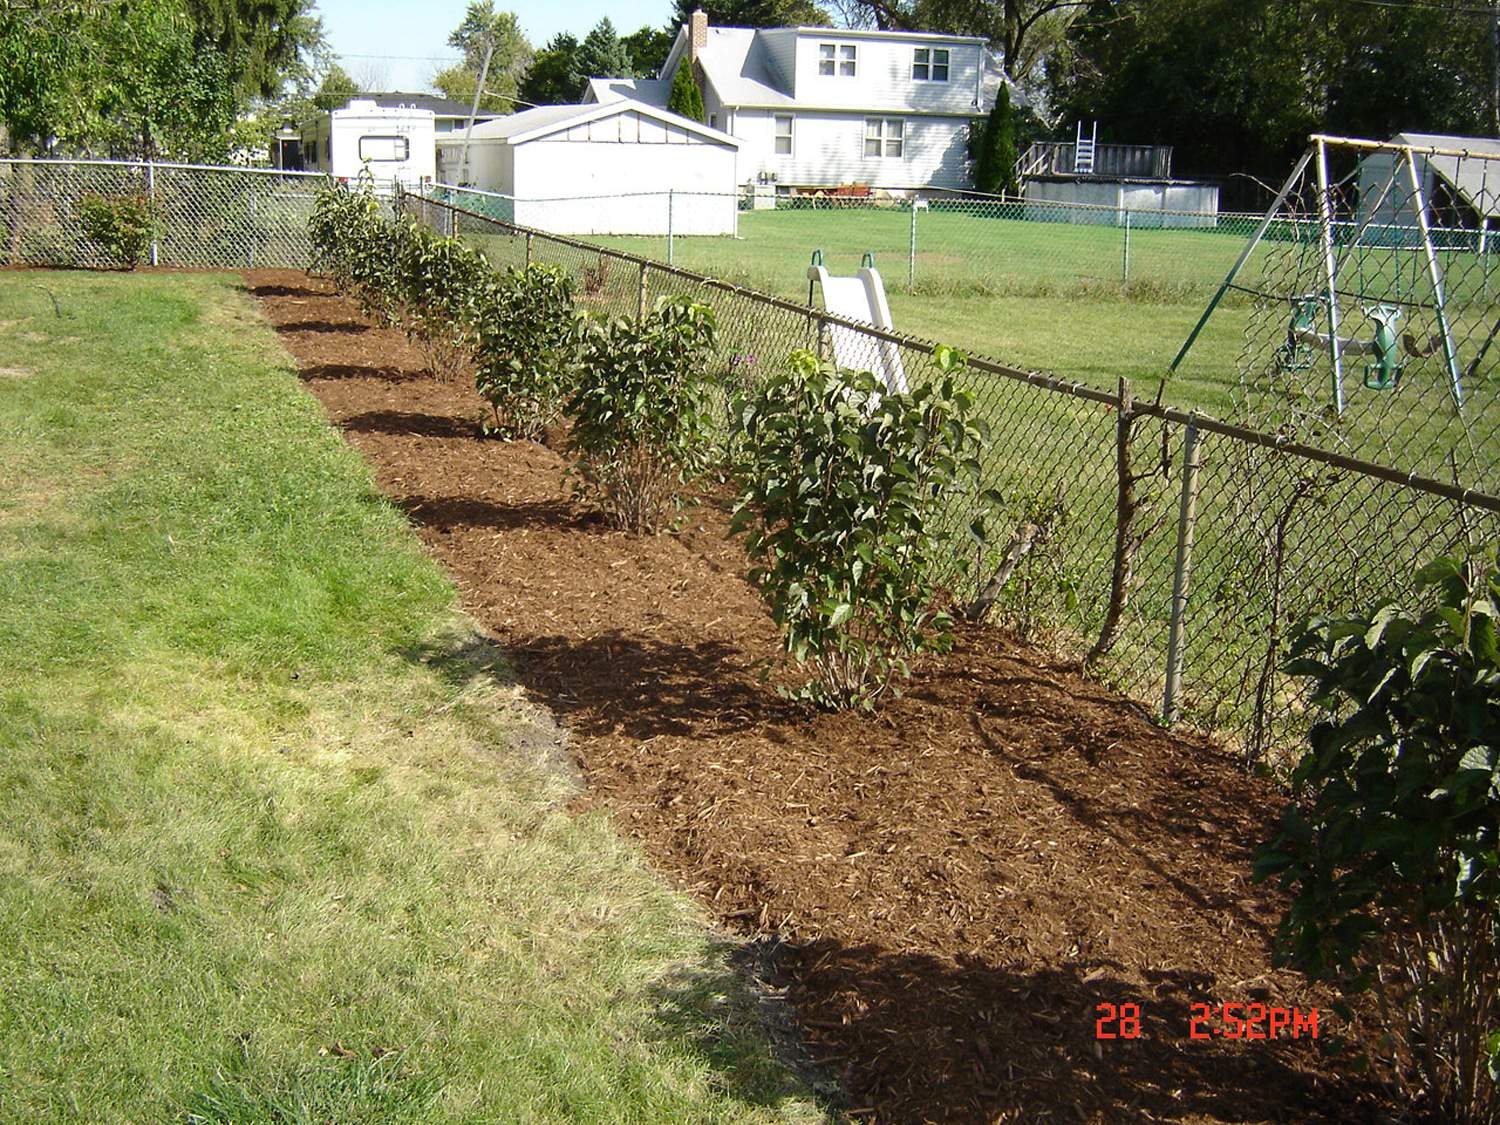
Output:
585,11,1003,193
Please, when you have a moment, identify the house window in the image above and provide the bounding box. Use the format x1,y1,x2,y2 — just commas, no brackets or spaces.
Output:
912,47,950,81
710,112,718,129
864,118,904,158
819,43,857,77
307,140,318,164
358,134,409,162
774,114,793,155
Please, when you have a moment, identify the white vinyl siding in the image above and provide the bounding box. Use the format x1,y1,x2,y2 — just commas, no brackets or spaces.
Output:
737,110,969,189
774,114,793,155
912,48,949,81
791,35,980,114
864,118,904,158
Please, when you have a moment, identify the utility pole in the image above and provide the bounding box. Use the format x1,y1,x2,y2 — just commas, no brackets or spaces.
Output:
458,34,496,189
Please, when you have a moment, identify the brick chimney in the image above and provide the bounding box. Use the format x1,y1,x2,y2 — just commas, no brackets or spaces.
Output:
689,9,709,62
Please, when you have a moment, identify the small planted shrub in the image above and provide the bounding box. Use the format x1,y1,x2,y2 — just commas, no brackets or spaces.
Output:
730,348,990,709
392,218,493,382
308,179,401,326
566,297,717,533
1255,552,1500,1124
473,263,579,440
78,193,157,269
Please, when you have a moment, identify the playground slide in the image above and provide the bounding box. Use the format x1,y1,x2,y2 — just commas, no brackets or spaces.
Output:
807,262,909,394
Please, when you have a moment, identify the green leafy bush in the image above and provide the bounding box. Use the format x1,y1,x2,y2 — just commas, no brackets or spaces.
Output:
473,263,580,440
730,348,990,709
391,218,493,382
565,298,717,533
307,179,401,327
1255,552,1500,1124
77,193,157,269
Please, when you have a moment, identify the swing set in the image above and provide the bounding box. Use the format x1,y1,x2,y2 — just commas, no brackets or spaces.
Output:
1171,134,1481,415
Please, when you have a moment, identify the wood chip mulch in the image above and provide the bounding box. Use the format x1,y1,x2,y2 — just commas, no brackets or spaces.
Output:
243,269,1397,1124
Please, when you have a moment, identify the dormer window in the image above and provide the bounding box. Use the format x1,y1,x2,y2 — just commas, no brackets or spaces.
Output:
819,43,857,77
912,47,950,82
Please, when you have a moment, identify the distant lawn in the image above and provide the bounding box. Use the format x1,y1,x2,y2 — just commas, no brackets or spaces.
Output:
0,272,819,1123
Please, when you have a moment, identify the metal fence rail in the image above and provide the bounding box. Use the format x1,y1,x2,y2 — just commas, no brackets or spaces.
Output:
0,158,326,270
405,186,1498,765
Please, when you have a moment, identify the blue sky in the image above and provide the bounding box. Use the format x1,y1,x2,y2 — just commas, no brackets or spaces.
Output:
317,0,677,93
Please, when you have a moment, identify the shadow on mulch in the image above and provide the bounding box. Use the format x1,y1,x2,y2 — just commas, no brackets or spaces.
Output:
276,319,370,334
398,494,601,534
300,362,425,384
244,266,1400,1125
244,282,325,299
341,410,479,439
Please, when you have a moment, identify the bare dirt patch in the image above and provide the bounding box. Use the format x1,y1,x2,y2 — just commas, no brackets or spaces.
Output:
245,268,1394,1124
0,366,33,379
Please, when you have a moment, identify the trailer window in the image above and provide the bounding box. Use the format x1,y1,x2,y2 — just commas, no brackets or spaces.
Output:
358,135,409,162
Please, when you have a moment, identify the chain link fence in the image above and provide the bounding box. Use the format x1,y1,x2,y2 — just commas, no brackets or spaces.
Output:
405,184,1499,767
0,158,326,270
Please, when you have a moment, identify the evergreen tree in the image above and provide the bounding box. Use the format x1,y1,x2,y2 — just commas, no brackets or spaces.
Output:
973,84,1017,196
666,60,705,122
574,18,633,82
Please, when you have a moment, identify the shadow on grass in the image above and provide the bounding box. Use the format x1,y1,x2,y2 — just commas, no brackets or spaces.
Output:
776,938,1384,1124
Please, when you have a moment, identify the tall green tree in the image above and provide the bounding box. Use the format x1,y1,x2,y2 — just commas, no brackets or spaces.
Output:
184,0,324,100
312,63,360,112
973,84,1018,195
1048,0,1491,194
575,18,634,82
435,1,531,111
517,33,582,105
622,25,675,76
667,59,706,122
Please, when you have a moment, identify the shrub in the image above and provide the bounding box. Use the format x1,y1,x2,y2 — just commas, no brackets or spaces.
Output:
77,193,157,269
473,263,579,440
565,297,717,533
730,348,990,709
307,179,400,326
1255,551,1500,1124
391,219,493,382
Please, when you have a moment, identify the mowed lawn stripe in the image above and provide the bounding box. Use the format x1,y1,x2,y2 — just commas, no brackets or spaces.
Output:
0,272,819,1124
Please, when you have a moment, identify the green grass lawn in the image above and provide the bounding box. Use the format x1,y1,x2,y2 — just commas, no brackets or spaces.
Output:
0,271,820,1123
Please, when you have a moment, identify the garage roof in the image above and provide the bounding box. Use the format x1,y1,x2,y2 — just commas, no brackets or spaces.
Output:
460,101,739,148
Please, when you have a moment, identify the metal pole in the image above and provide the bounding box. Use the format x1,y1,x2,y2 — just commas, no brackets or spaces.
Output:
1162,420,1204,725
524,231,533,268
147,161,158,267
1170,147,1314,373
1122,207,1131,284
1314,137,1347,416
908,197,917,290
637,261,648,321
246,181,255,268
457,36,496,189
666,189,675,265
1404,147,1465,410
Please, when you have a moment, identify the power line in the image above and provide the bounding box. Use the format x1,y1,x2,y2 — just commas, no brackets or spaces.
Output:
333,52,462,62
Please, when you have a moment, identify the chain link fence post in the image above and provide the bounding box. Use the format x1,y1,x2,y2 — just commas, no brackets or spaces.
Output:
908,197,918,290
637,261,648,322
525,231,533,267
147,161,159,268
666,189,675,266
1162,419,1204,725
1121,207,1131,285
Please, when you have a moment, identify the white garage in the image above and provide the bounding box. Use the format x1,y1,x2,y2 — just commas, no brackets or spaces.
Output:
436,101,739,237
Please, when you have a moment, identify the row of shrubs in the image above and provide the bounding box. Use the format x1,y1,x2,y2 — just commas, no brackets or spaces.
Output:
307,182,1497,1121
308,179,994,711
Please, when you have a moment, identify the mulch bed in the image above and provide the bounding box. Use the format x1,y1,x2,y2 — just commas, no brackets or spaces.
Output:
243,269,1395,1124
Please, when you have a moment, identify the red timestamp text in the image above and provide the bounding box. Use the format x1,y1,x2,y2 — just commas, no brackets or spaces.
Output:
1094,1002,1319,1041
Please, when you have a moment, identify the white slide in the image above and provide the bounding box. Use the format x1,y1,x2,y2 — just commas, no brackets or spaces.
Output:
807,260,909,394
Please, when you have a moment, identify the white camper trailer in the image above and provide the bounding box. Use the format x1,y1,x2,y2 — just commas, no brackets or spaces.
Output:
301,98,436,192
